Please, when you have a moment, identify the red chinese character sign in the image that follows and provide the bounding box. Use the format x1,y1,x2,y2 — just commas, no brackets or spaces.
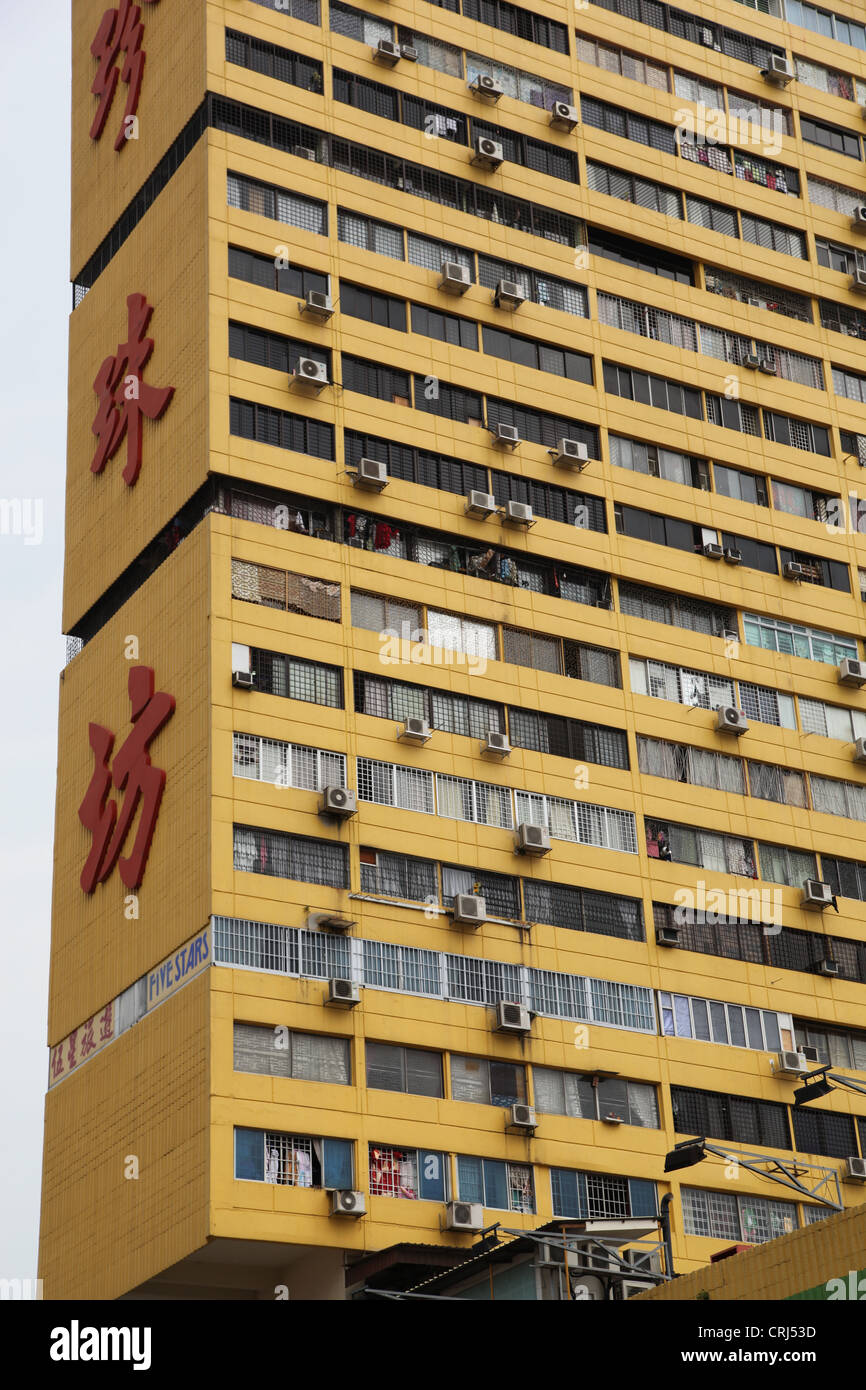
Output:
78,666,175,893
91,293,174,487
90,0,161,152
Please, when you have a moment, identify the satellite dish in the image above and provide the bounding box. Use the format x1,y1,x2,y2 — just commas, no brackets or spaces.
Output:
571,1275,605,1301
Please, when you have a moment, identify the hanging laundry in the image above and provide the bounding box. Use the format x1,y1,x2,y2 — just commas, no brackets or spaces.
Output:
374,521,393,550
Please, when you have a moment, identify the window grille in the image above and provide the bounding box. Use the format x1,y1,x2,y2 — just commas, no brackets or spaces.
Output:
733,151,796,196
619,582,736,638
672,1085,790,1148
515,791,637,853
401,29,463,78
435,774,513,828
738,682,796,729
442,866,521,918
686,195,737,238
598,292,698,350
228,172,326,234
743,614,857,665
338,209,404,260
330,1,391,44
638,736,745,793
232,826,349,887
524,881,644,941
360,848,438,902
741,213,807,260
357,758,435,814
682,1188,796,1244
630,656,734,710
680,136,732,175
233,734,346,792
757,842,818,888
231,560,340,620
703,267,811,321
252,649,343,707
746,761,808,808
810,775,866,823
586,160,682,219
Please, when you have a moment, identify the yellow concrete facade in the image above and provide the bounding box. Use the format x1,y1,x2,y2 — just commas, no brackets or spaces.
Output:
42,0,866,1298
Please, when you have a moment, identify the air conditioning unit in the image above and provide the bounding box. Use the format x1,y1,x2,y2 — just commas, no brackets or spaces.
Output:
472,135,505,170
800,1045,821,1063
656,923,681,947
291,357,328,392
784,561,807,580
724,548,742,565
844,1156,866,1183
801,879,833,910
294,145,316,160
620,1279,654,1300
301,289,334,321
373,38,401,65
470,73,504,101
400,43,419,61
549,101,579,132
703,542,723,560
549,437,589,469
851,206,866,230
232,669,255,689
491,422,520,449
503,499,533,525
838,658,866,686
509,1103,537,1132
465,489,497,518
854,737,866,764
445,1200,485,1231
715,705,748,735
515,822,551,856
327,977,360,1006
746,296,763,308
495,1000,532,1034
851,268,866,292
776,1051,807,1077
761,54,794,86
439,261,471,295
493,279,526,309
353,457,388,491
398,716,431,745
743,352,760,369
319,786,357,818
330,1188,366,1216
818,957,840,976
759,358,776,374
452,893,487,925
482,730,511,757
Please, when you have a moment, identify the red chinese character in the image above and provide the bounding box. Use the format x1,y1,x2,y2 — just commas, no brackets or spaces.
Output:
91,293,174,487
67,1029,79,1071
98,1004,114,1042
50,1045,65,1080
78,666,176,894
80,1017,96,1058
90,0,161,152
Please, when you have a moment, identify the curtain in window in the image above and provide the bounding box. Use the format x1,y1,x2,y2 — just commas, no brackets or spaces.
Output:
294,1033,350,1084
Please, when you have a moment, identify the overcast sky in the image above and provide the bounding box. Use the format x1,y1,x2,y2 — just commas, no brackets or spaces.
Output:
0,8,70,1277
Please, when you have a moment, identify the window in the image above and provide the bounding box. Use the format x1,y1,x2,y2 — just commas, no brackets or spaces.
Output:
359,847,438,902
230,397,334,462
630,657,734,712
686,194,737,238
229,246,327,299
330,1,392,44
353,670,502,738
251,649,343,707
341,282,406,332
483,326,592,382
757,842,819,888
577,33,670,92
733,151,798,196
412,374,482,424
771,479,834,522
248,0,320,21
232,734,346,791
477,254,587,316
746,761,807,807
229,322,329,377
795,1022,866,1073
435,774,513,828
508,707,628,769
337,208,404,260
351,589,421,637
427,608,497,660
460,0,569,53
343,354,410,404
743,614,857,665
407,232,473,277
619,582,736,638
366,1042,443,1096
581,96,676,155
763,412,831,456
603,362,703,419
672,1086,790,1149
473,118,577,182
534,1069,658,1126
233,1024,350,1083
551,1168,656,1220
233,826,350,888
738,682,797,730
609,435,708,489
703,266,811,322
451,1055,525,1106
523,881,643,941
682,1188,796,1244
647,821,756,876
802,117,861,160
586,160,682,219
516,791,637,853
659,992,787,1053
792,1108,858,1160
598,292,698,351
457,1155,535,1212
741,213,807,260
714,464,768,506
810,775,866,823
369,1144,447,1199
357,758,435,814
441,865,521,918
412,303,477,350
799,699,866,744
638,736,745,794
226,29,323,91
228,171,327,235
588,226,692,283
486,397,600,460
705,394,761,436
231,561,340,620
616,504,706,557
234,1128,352,1187
464,49,572,108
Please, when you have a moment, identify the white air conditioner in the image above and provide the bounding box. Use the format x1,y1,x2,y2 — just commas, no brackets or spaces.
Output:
470,73,504,101
493,279,526,309
743,352,760,368
851,268,866,292
549,101,579,132
353,457,388,491
703,542,723,560
232,669,255,689
445,1200,485,1231
373,38,401,64
482,729,511,757
854,737,866,764
503,499,533,525
291,357,328,392
330,1188,366,1216
549,437,589,469
762,54,794,86
398,717,431,745
509,1103,537,1132
515,822,551,856
715,705,748,735
656,923,681,947
491,423,520,448
452,893,487,925
852,206,866,230
818,957,840,977
724,547,742,565
327,978,360,1006
784,561,807,580
776,1050,807,1077
801,879,832,910
799,1045,820,1064
300,289,334,321
838,658,866,686
319,786,357,818
844,1156,866,1183
473,135,505,169
294,145,316,160
439,261,471,295
495,1000,532,1034
465,489,497,518
400,43,419,61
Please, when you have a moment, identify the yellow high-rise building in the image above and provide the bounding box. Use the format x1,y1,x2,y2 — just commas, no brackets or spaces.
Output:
40,0,866,1300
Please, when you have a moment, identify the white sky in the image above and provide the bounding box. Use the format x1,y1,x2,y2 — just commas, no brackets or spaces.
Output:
0,8,70,1276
